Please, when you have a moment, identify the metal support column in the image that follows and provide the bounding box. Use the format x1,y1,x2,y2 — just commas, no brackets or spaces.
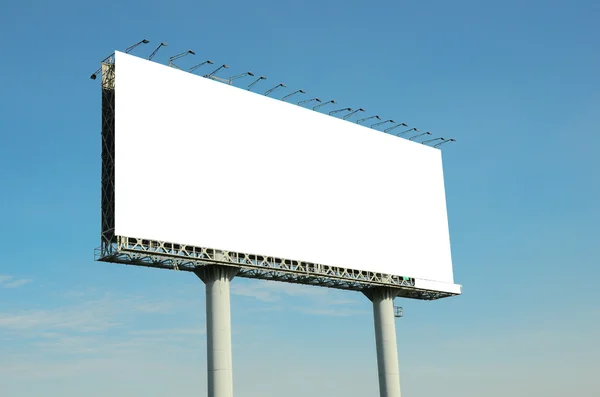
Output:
364,287,401,397
195,258,239,397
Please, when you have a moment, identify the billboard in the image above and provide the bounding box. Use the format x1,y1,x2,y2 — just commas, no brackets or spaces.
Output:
113,51,460,294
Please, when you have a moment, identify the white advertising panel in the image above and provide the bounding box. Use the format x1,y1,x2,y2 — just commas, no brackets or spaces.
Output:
114,51,459,292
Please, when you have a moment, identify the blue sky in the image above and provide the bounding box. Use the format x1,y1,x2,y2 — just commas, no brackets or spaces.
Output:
1,0,599,396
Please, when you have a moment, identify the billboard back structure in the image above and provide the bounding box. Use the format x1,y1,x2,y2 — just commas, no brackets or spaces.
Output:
97,51,461,298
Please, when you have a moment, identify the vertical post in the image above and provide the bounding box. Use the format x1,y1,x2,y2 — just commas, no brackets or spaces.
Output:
364,287,401,397
195,255,239,397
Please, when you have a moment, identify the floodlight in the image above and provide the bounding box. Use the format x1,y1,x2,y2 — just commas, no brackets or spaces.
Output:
247,76,266,91
356,115,381,124
281,90,306,102
190,60,214,73
408,131,431,141
228,71,255,83
91,39,151,80
329,107,352,115
383,122,408,133
125,39,150,54
313,100,336,110
433,138,456,147
371,119,395,128
169,50,195,69
204,64,229,78
395,127,418,136
91,52,117,80
90,59,108,80
264,83,286,96
148,42,168,60
342,108,365,120
422,137,445,145
298,98,321,106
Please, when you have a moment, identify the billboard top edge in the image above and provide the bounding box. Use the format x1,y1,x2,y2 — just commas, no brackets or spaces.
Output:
114,51,444,154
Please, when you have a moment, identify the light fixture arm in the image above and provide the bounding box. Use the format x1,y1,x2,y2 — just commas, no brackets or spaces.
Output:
190,60,213,73
264,83,285,96
282,90,305,102
329,107,352,115
342,108,365,120
228,71,254,83
422,137,445,145
247,76,266,91
383,123,408,133
204,64,229,78
125,39,150,54
395,128,418,136
371,119,395,128
433,138,456,147
356,115,381,124
313,100,336,110
298,98,321,105
409,132,431,141
169,50,195,69
148,42,168,60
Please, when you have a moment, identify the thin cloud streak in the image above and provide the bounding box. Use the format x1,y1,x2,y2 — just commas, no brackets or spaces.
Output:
2,279,33,288
0,293,197,333
231,279,365,316
294,306,369,317
232,279,356,302
128,327,205,337
0,275,32,289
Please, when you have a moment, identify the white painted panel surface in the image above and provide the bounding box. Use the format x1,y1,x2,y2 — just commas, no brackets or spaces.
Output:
114,51,458,288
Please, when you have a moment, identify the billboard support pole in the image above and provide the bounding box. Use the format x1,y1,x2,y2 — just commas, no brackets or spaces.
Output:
364,288,402,397
195,255,239,397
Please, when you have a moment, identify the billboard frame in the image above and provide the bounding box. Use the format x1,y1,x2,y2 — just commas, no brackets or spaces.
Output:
96,58,459,301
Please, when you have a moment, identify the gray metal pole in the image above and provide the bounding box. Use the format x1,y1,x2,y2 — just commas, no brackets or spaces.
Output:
365,288,401,397
195,260,239,397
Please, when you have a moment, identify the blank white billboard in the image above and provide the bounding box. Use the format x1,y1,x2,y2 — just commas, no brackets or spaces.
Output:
114,51,460,293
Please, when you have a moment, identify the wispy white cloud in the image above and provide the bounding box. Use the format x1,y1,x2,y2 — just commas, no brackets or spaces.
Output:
33,335,107,355
2,279,33,288
231,279,364,316
233,280,333,301
0,275,32,289
130,300,174,313
231,283,282,302
128,327,205,337
0,305,119,332
29,328,205,357
0,292,197,334
0,290,206,365
293,306,368,317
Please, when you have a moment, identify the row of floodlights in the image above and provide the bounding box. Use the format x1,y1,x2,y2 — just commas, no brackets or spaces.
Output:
90,39,456,148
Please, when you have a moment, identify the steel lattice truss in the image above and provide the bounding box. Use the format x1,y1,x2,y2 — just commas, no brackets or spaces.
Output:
96,60,455,301
100,61,116,255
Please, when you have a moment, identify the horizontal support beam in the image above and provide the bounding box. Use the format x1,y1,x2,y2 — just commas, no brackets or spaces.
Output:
95,236,457,301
